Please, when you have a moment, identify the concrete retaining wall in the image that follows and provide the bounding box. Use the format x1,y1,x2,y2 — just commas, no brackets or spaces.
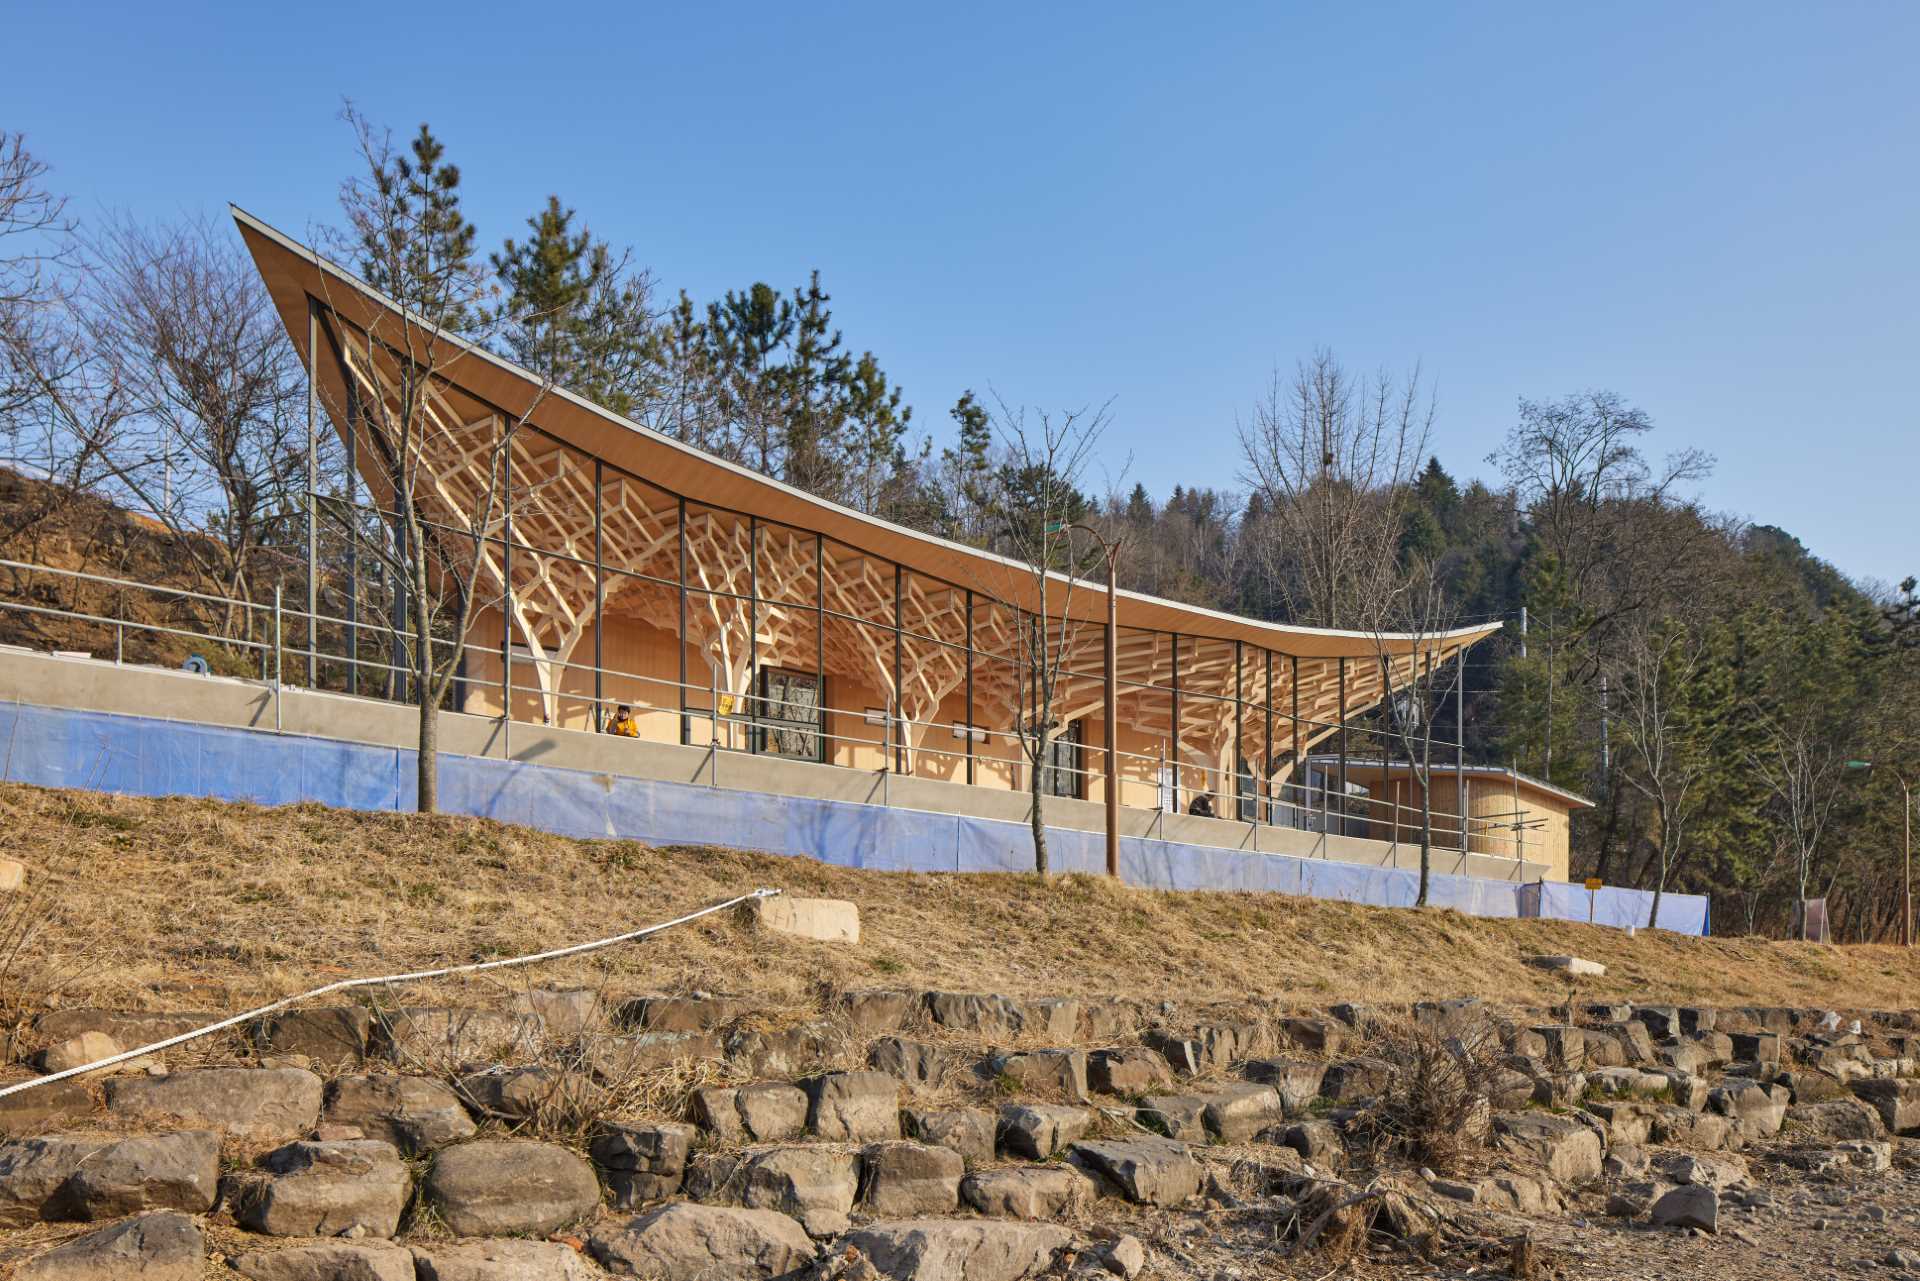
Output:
0,650,1710,932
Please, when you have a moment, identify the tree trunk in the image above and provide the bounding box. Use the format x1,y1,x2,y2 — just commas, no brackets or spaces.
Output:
1647,855,1665,930
1796,857,1811,940
1028,757,1049,876
1413,735,1432,907
1417,813,1432,907
417,685,438,813
1592,781,1622,883
411,535,438,815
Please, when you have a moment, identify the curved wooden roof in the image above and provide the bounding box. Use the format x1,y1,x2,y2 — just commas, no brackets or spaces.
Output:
232,205,1500,665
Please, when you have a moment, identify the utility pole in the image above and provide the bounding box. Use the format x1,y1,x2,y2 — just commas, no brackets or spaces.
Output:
1599,671,1611,793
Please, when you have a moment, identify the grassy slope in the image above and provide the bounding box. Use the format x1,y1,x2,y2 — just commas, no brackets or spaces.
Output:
3,782,1912,1021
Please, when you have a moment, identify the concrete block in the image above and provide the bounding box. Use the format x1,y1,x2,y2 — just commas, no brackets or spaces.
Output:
755,896,860,944
0,858,22,893
1527,955,1605,977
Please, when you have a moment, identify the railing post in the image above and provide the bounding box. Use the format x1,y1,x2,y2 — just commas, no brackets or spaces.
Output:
1320,764,1331,855
273,583,283,733
115,622,123,666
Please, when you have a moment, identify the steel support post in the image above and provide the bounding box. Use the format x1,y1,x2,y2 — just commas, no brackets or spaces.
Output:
1104,553,1119,876
304,298,317,686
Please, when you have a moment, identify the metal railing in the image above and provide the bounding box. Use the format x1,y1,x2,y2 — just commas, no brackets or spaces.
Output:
0,557,1537,864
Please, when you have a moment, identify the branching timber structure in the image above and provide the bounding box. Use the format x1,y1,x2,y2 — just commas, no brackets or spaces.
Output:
240,207,1498,819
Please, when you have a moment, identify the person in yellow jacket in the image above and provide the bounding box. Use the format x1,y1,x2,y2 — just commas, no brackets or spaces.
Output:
606,705,640,738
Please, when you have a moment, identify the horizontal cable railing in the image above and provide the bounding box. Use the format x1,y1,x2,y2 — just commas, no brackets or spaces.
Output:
0,558,1535,863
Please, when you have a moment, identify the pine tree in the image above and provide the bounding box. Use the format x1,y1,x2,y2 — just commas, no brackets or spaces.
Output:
842,350,912,514
492,196,653,415
644,291,724,451
1414,456,1461,534
355,123,480,332
781,271,852,496
940,390,995,541
709,282,793,474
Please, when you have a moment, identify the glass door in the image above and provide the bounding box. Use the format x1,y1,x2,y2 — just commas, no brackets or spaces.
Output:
755,667,825,761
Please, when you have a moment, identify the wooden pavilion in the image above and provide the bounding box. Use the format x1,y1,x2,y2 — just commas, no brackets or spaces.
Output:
234,209,1505,839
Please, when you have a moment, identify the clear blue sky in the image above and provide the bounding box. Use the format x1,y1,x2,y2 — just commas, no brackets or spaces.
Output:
8,2,1915,585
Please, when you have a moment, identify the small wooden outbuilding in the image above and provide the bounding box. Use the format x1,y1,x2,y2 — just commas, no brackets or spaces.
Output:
1315,758,1594,883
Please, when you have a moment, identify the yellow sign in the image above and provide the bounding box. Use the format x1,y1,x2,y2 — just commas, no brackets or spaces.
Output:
1584,877,1603,891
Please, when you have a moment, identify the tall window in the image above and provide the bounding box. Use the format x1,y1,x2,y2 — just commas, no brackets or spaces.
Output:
1236,755,1258,821
755,668,824,761
1039,719,1085,799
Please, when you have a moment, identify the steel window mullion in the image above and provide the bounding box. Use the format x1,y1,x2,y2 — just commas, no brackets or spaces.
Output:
748,516,759,755
1235,640,1245,820
892,562,903,774
815,538,825,764
677,497,688,744
1263,649,1274,824
1170,631,1181,814
1291,654,1301,821
593,457,605,732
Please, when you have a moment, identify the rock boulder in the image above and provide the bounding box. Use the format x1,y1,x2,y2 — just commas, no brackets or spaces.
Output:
105,1068,322,1142
842,1219,1072,1281
232,1242,416,1281
862,1140,963,1216
17,1211,203,1281
1491,1112,1603,1185
424,1139,601,1236
1069,1137,1200,1207
804,1071,900,1141
997,1103,1092,1159
323,1074,477,1154
233,1139,411,1239
962,1165,1097,1219
588,1201,815,1279
410,1240,601,1280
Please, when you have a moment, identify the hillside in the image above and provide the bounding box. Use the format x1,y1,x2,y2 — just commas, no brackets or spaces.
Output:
3,782,1913,1027
5,783,1920,1281
0,467,257,675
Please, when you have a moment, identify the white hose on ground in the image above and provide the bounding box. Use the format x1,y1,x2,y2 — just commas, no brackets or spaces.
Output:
0,885,783,1100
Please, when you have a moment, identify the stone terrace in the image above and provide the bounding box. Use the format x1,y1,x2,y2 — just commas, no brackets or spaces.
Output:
1,983,1918,1279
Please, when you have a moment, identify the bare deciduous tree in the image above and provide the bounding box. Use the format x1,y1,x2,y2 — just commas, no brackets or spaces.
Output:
1610,619,1721,928
321,109,556,813
0,132,91,490
1238,350,1431,629
75,213,307,633
1744,628,1858,938
1493,392,1711,616
1366,556,1466,907
984,398,1109,875
0,132,71,311
1491,392,1717,777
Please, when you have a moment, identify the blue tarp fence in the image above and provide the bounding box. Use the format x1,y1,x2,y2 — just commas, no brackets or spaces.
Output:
0,700,1709,934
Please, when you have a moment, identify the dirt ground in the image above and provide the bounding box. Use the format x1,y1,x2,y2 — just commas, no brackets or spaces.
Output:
1099,1142,1920,1279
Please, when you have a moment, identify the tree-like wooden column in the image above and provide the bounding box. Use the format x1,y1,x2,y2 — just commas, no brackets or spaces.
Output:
338,328,1446,796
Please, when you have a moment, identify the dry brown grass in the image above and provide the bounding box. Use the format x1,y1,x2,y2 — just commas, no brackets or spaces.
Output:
5,782,1919,1027
1354,1014,1507,1176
